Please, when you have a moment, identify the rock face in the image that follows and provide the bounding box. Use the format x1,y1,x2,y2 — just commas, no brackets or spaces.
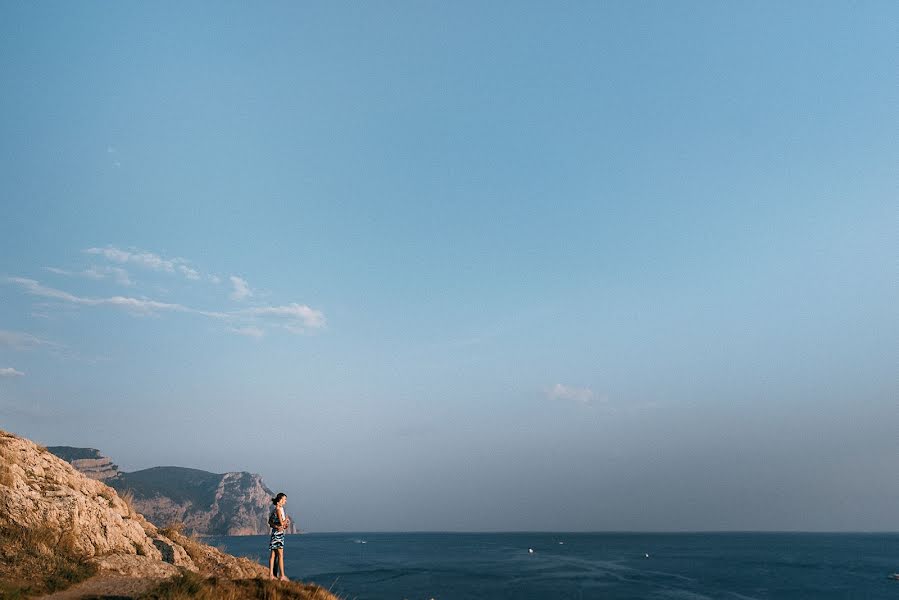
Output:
49,449,296,535
111,467,287,536
46,446,121,480
0,430,267,580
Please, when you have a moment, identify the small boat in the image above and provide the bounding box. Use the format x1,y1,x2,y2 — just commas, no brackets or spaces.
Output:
889,573,899,581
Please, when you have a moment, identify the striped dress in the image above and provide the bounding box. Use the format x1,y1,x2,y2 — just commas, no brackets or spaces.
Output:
269,506,286,550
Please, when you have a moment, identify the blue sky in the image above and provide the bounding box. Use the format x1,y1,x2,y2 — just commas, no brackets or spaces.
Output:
1,2,896,531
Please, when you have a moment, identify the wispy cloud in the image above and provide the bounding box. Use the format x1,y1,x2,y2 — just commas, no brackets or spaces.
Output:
84,245,201,282
547,383,596,405
229,326,265,339
178,265,201,281
107,145,121,168
87,266,132,285
0,328,105,363
0,329,61,350
45,265,132,286
229,276,253,301
243,303,326,330
0,367,24,377
5,278,326,340
6,277,227,319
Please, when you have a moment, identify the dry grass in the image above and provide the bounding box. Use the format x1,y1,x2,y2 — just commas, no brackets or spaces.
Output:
171,532,211,569
98,486,116,504
156,530,267,580
0,523,97,598
0,443,18,463
0,439,20,488
120,488,137,516
160,521,185,538
138,570,341,600
0,463,15,488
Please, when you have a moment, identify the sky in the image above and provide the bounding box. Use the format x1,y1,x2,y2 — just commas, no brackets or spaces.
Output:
0,2,896,532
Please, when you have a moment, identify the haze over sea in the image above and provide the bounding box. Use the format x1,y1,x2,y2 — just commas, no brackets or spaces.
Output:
213,532,899,599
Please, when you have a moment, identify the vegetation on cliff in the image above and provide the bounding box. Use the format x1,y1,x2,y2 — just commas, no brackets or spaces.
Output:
0,519,98,598
45,446,106,462
139,570,339,600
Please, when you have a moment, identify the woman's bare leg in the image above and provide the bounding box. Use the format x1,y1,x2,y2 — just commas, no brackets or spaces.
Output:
278,548,288,580
269,550,277,579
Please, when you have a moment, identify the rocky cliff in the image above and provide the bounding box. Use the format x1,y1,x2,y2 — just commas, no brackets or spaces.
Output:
111,467,294,536
0,429,335,599
48,447,296,536
0,430,264,583
46,446,121,480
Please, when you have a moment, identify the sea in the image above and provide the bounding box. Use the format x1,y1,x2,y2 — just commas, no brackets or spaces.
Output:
208,532,899,600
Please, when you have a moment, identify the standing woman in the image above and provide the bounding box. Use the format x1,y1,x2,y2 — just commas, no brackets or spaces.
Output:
268,492,291,581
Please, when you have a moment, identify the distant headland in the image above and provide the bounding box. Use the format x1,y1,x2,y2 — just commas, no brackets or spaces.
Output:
46,445,298,536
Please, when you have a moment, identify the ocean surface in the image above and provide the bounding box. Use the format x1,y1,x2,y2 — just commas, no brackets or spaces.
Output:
208,532,899,600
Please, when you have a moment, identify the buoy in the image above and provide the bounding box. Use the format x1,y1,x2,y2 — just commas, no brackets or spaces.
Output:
645,553,650,558
528,548,535,554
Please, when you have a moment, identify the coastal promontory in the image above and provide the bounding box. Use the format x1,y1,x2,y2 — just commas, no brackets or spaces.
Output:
47,446,296,536
0,429,332,599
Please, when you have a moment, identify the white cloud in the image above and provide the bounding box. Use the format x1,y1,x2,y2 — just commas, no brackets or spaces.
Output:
103,296,192,315
244,303,326,329
85,246,135,265
178,265,200,281
88,266,133,286
46,265,132,286
84,245,201,281
0,330,62,350
229,326,265,339
6,277,227,319
6,271,327,342
547,383,596,405
7,278,83,303
0,367,24,377
229,276,253,301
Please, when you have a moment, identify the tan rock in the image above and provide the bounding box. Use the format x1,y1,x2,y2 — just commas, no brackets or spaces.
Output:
88,554,180,578
1,428,278,590
151,534,197,570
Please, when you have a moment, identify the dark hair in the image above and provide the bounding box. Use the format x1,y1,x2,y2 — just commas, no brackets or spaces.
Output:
272,492,287,505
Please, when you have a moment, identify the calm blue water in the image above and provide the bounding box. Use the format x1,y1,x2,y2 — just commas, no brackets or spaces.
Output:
208,532,899,600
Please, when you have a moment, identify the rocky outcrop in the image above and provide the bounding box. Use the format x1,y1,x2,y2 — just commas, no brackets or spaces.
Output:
0,430,267,580
111,467,296,535
46,446,121,480
50,448,296,535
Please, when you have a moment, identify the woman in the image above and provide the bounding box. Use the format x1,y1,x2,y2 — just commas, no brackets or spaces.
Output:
268,492,291,581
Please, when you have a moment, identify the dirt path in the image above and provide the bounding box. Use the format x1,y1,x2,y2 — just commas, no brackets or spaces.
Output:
37,575,164,599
